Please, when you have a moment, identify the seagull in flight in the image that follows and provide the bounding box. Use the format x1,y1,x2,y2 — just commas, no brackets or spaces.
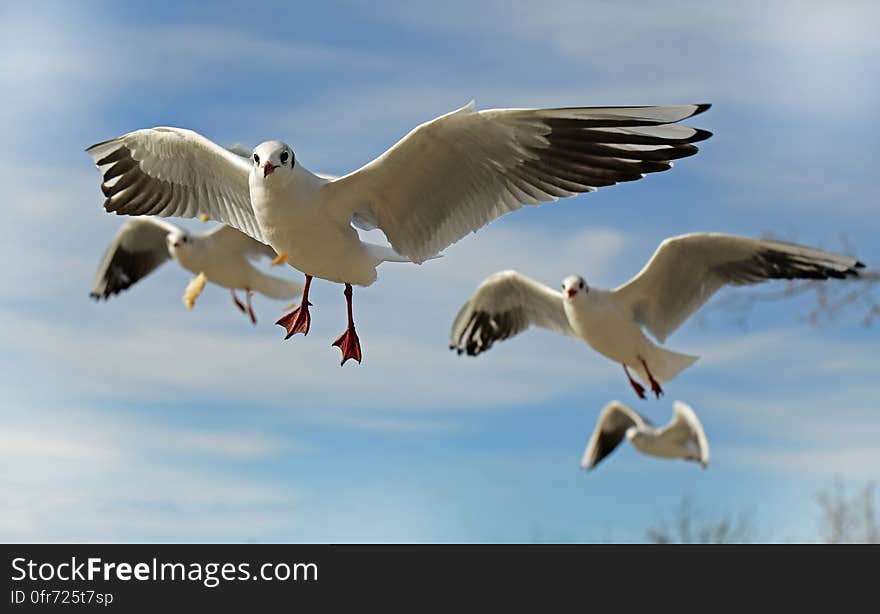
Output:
86,101,712,365
581,400,710,470
90,218,301,323
450,233,864,398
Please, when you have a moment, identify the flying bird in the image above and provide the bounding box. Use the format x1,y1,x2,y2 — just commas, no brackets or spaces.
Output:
90,218,301,323
581,400,709,470
450,233,864,398
86,101,712,364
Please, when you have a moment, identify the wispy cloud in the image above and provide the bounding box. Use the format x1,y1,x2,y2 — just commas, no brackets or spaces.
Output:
0,399,296,541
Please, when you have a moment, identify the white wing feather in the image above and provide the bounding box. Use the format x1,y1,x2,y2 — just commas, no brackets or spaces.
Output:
86,127,263,242
449,270,576,356
205,224,277,261
325,102,712,263
664,401,710,466
581,401,649,470
90,217,180,299
612,233,863,343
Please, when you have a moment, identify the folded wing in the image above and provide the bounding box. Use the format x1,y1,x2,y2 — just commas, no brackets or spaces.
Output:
613,233,864,343
86,127,263,242
326,102,712,263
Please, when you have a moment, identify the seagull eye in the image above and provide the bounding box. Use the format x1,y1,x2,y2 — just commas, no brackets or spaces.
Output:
280,151,289,164
253,153,260,165
579,281,584,289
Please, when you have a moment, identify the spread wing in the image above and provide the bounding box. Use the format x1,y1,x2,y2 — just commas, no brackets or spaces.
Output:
86,127,263,242
90,217,179,299
612,233,864,343
658,401,710,467
581,401,650,470
325,102,712,263
204,224,278,261
449,270,576,356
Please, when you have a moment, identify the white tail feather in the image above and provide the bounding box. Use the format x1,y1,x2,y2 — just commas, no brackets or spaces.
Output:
251,273,301,299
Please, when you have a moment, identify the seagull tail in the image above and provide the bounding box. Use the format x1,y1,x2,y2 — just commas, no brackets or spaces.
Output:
250,273,302,300
651,348,699,383
365,242,443,264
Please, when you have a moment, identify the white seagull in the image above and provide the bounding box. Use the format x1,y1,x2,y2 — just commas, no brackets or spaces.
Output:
90,218,301,323
450,233,864,398
581,400,709,470
86,102,712,365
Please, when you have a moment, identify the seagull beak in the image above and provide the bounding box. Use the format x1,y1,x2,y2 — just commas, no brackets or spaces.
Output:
262,161,276,177
172,241,180,248
567,288,577,299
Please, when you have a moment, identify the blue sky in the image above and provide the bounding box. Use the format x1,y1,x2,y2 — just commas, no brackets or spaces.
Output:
1,1,877,542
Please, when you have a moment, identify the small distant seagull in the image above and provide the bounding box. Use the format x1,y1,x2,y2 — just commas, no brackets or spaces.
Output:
581,400,710,470
86,102,712,365
90,218,301,323
450,233,864,398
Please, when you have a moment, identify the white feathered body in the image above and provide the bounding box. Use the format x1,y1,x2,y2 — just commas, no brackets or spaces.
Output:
249,165,381,286
628,427,700,460
564,289,698,385
170,237,298,299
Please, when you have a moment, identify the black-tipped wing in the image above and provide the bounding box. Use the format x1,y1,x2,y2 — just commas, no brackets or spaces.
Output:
581,401,649,470
612,233,864,343
449,270,576,356
90,218,179,300
326,102,712,263
86,127,264,242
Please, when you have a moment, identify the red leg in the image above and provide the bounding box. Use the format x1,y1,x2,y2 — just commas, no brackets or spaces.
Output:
244,289,256,325
639,357,664,399
331,283,362,366
623,364,646,400
231,289,246,313
276,274,313,339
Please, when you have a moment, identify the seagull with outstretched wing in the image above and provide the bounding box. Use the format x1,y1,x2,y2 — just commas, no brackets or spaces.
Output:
581,400,710,470
87,101,712,364
450,233,864,398
91,218,301,323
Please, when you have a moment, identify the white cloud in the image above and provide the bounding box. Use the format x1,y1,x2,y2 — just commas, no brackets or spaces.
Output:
729,446,880,482
0,399,297,541
377,1,878,115
2,2,878,542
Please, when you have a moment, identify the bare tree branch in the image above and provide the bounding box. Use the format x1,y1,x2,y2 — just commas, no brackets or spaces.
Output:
816,482,879,544
646,497,754,544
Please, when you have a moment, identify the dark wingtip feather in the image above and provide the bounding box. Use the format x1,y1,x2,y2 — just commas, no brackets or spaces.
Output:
856,261,866,269
688,128,713,143
85,140,109,155
692,103,712,117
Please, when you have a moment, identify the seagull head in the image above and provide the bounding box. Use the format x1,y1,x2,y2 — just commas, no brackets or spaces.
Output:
561,275,588,300
252,140,295,179
167,231,193,252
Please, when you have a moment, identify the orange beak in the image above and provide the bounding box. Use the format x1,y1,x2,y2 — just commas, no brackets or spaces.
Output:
263,161,276,177
567,288,577,298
